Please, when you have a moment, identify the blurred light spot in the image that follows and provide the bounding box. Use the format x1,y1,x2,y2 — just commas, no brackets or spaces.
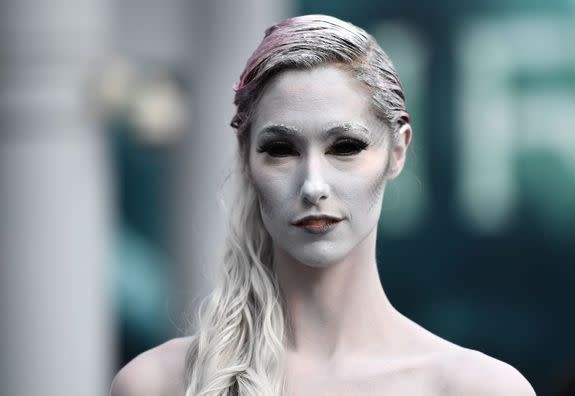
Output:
130,77,186,145
92,56,188,146
93,57,136,116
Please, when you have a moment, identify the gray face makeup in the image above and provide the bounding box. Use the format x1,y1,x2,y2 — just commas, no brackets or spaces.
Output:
249,65,393,268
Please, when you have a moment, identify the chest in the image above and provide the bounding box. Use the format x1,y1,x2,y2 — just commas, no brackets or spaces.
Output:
285,362,444,396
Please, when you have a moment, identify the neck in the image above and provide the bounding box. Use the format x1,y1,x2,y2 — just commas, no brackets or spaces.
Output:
274,227,396,363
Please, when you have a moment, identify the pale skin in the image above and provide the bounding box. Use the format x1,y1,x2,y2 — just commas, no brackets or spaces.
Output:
110,65,536,396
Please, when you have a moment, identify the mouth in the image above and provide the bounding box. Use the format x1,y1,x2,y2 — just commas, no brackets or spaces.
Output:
292,215,343,226
291,215,343,234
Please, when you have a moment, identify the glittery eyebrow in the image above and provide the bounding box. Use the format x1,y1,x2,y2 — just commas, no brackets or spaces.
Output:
256,122,374,144
257,124,300,139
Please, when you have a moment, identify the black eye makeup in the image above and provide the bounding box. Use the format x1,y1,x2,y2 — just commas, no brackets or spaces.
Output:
254,123,375,159
256,140,298,158
326,137,369,156
256,136,369,158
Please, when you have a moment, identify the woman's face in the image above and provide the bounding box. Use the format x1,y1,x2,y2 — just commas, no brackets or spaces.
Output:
248,64,399,268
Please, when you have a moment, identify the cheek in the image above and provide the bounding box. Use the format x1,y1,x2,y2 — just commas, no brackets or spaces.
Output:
363,149,390,211
336,158,387,217
367,165,388,211
249,164,288,219
257,184,276,219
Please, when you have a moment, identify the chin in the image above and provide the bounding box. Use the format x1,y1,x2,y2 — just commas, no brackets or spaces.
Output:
288,242,351,269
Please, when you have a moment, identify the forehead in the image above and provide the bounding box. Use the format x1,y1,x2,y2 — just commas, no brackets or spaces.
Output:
251,65,383,141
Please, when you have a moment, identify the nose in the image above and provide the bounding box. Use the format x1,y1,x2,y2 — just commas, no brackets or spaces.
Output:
299,155,330,205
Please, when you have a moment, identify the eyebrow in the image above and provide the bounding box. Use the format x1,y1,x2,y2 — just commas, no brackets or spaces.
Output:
256,122,373,142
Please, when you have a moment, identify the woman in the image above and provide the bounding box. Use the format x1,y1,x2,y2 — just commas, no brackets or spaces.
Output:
111,15,535,396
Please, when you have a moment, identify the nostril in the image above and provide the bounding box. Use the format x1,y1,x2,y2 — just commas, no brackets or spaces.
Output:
300,179,330,205
303,194,325,205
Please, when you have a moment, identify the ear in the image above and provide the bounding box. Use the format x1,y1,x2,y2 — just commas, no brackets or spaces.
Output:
386,123,412,180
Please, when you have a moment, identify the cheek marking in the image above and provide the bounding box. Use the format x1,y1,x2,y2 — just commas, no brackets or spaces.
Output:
250,154,278,220
367,164,388,211
253,172,293,222
254,182,274,219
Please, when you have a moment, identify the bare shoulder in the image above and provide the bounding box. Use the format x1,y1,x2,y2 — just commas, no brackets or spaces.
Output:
110,336,193,396
393,313,536,395
439,346,536,396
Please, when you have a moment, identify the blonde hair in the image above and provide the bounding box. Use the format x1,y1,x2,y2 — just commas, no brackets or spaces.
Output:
184,14,409,395
184,157,286,395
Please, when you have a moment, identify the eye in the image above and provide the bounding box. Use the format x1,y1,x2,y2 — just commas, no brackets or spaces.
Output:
327,138,368,156
256,140,299,158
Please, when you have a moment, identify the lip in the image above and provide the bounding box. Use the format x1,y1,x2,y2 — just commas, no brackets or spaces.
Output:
291,214,343,226
291,215,343,235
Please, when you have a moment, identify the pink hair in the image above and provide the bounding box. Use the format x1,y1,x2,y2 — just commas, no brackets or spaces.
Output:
231,14,410,150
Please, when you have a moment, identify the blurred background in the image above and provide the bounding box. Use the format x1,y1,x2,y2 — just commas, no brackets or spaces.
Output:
0,0,574,395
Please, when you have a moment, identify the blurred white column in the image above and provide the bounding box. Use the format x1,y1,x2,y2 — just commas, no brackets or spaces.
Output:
115,0,190,64
172,0,292,329
0,1,113,395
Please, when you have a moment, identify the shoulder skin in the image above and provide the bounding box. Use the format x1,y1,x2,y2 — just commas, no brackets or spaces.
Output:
440,347,536,396
110,337,192,396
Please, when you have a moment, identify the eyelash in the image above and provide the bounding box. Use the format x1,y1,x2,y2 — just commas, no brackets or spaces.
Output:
256,138,369,158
